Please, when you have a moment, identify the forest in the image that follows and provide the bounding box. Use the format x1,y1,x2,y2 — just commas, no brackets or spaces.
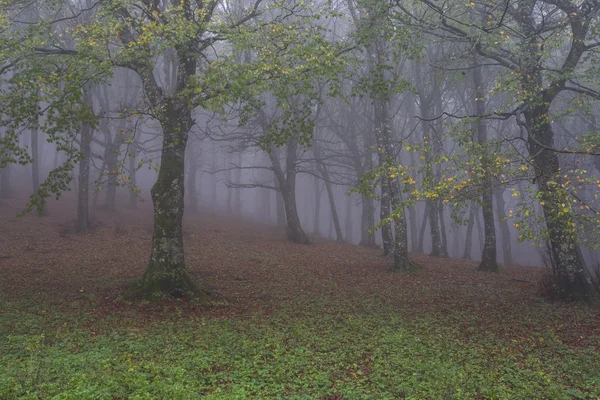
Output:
1,0,600,397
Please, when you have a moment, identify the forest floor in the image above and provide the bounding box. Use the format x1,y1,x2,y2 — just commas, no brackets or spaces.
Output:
1,195,599,399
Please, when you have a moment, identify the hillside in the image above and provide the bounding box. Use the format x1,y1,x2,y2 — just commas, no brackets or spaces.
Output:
1,196,599,398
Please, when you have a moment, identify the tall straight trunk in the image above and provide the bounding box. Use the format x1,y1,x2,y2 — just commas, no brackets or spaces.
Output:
275,172,285,228
472,62,498,272
76,89,93,233
463,202,476,259
313,137,343,241
104,143,118,212
380,180,393,257
438,201,448,256
417,202,428,253
432,88,449,258
323,177,343,242
389,176,411,269
451,221,460,258
374,97,411,269
129,152,138,208
408,195,418,252
187,147,198,212
407,98,419,252
312,176,321,236
345,194,353,243
359,194,377,247
475,208,483,254
494,189,512,265
0,162,11,198
359,138,376,247
415,62,443,257
91,158,106,221
139,100,196,297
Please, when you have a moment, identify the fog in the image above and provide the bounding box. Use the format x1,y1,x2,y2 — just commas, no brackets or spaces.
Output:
2,0,600,298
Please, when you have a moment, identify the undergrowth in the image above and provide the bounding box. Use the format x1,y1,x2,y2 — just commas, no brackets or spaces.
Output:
1,299,599,399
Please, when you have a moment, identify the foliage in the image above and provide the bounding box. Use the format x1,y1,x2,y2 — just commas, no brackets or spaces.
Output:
1,301,599,399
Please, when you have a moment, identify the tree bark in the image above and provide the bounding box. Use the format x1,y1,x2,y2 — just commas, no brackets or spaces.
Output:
525,103,599,300
345,193,353,243
417,202,428,253
374,97,411,269
380,179,393,257
139,100,196,297
359,194,377,247
312,176,321,236
187,145,198,212
128,151,138,208
463,202,476,259
472,61,498,272
0,161,11,199
494,188,513,265
313,136,343,242
269,140,310,244
104,143,118,212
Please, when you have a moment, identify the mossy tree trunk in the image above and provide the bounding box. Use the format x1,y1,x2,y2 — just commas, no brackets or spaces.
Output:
494,188,513,265
471,60,498,272
525,103,599,300
139,99,197,297
374,97,411,270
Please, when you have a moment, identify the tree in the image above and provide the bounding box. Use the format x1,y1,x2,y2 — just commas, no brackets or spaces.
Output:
1,0,344,297
399,0,600,299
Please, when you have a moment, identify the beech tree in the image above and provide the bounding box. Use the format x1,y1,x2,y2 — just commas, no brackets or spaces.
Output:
1,0,344,297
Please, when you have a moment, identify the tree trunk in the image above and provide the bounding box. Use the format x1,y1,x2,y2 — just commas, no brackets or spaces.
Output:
463,202,476,259
417,202,428,253
138,100,196,297
438,201,448,257
345,193,353,243
494,188,513,265
91,158,106,221
187,146,198,212
359,194,377,247
104,143,118,212
472,62,498,272
0,163,11,199
380,180,393,257
128,152,138,208
269,141,309,244
312,176,321,236
313,137,343,242
525,104,599,300
374,97,411,269
275,173,285,228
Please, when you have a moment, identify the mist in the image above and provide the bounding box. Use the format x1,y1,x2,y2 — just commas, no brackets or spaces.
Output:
1,0,600,396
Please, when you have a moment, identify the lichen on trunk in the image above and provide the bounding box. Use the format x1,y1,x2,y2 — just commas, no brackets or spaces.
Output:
137,100,197,298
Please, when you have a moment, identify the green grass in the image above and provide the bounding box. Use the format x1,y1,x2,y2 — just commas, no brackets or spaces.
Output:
1,299,599,400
